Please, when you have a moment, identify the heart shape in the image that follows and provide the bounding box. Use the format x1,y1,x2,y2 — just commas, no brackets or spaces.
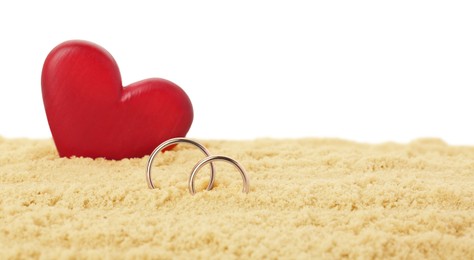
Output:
41,40,193,160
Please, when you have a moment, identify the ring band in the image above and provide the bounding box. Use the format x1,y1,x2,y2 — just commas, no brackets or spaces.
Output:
146,138,215,190
188,155,250,195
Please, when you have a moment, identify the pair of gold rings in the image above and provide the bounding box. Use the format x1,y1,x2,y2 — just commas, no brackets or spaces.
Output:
146,138,250,195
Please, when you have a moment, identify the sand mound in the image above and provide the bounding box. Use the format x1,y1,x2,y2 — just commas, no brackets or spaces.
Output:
1,137,473,259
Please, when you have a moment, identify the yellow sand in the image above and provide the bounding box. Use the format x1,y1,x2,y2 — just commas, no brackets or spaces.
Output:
0,137,473,259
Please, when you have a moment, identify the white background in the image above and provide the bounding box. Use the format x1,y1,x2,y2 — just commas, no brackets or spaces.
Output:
1,1,473,144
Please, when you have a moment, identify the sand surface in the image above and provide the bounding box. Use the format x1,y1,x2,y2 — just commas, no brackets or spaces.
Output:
0,137,473,259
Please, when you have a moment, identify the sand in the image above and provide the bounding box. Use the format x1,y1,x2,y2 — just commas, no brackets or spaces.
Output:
0,137,473,259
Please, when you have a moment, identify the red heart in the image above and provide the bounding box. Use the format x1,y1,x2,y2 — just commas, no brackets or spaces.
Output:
41,40,193,160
